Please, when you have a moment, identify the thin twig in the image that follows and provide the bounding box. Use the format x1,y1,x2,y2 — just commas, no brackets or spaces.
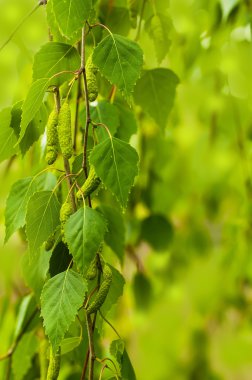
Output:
86,313,96,380
99,310,121,339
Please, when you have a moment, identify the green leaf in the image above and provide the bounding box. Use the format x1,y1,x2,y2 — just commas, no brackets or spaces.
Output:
90,100,120,141
140,214,173,251
90,137,139,208
13,294,37,340
93,34,143,98
101,265,125,316
98,205,125,264
22,249,52,302
110,339,136,380
12,332,38,380
60,336,82,355
18,78,50,143
0,107,18,163
52,0,92,38
134,68,179,129
5,173,57,243
26,191,61,256
33,42,80,86
114,100,137,142
41,269,87,352
64,207,107,274
49,242,72,277
145,13,172,63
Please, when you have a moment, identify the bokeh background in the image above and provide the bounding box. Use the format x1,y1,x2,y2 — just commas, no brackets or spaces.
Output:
1,0,252,379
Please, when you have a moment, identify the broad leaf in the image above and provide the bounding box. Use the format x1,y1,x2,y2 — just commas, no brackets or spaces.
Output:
145,13,172,63
90,137,139,208
49,242,72,277
115,100,137,142
64,207,107,274
41,269,87,352
26,191,61,256
52,0,92,38
110,339,136,380
33,42,80,85
12,332,38,380
0,107,18,163
134,68,179,129
60,336,82,355
98,205,125,264
22,249,52,302
18,78,50,143
93,34,143,98
90,100,120,141
5,173,57,243
101,265,125,316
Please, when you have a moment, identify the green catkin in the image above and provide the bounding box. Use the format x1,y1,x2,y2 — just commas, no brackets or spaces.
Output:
44,233,55,251
46,347,61,380
60,201,73,240
87,264,112,315
128,0,138,28
86,256,98,280
58,102,73,159
76,165,101,200
46,109,58,165
86,55,98,102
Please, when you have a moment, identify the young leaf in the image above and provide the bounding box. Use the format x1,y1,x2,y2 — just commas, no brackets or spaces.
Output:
134,68,179,129
41,269,87,352
22,249,52,302
5,173,57,243
110,339,136,380
0,107,18,163
90,100,120,141
64,207,107,274
101,265,125,316
93,34,143,99
52,0,92,38
18,78,50,143
12,332,38,380
90,137,139,208
98,205,125,264
33,42,80,86
26,191,61,256
114,100,137,142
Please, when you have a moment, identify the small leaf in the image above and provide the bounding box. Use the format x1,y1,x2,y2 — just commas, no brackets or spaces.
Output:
5,173,57,243
98,205,125,264
12,332,38,380
110,339,136,380
90,137,139,208
18,78,50,143
0,107,18,163
60,336,82,355
22,249,52,302
114,100,137,142
33,42,80,86
93,34,143,99
90,100,120,141
64,207,107,274
52,0,92,38
134,68,179,129
41,269,87,352
26,191,61,256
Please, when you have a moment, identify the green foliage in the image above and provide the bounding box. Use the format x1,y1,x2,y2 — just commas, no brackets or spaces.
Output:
12,332,39,380
0,107,18,163
90,136,139,208
64,207,107,274
93,33,143,99
26,191,61,256
41,269,87,352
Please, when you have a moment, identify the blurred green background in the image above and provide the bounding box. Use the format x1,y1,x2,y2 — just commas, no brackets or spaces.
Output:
1,0,252,379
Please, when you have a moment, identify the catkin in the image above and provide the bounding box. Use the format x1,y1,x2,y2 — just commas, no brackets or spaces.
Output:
46,347,61,380
86,256,98,281
58,102,73,159
46,109,58,165
128,0,138,28
44,233,55,251
60,201,73,240
76,165,101,200
86,55,98,102
87,265,112,314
